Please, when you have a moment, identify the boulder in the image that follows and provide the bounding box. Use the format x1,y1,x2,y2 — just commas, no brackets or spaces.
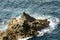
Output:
0,12,50,40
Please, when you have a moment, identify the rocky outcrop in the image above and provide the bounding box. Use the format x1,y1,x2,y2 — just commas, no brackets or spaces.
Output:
0,12,50,40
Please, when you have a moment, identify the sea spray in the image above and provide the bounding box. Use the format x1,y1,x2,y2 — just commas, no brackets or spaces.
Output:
37,16,59,37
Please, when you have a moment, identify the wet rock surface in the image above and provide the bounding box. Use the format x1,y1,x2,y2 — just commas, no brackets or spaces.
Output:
0,12,50,40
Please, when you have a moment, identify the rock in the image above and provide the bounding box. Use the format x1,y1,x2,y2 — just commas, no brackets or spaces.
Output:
21,12,36,21
0,31,9,40
0,12,50,40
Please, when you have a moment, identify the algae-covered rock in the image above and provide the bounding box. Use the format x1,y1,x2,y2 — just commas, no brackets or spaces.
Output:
0,12,50,40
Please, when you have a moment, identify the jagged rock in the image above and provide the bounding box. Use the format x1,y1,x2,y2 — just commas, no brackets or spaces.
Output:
0,12,50,40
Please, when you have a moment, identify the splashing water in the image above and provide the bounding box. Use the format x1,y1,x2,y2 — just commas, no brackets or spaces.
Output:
37,16,59,37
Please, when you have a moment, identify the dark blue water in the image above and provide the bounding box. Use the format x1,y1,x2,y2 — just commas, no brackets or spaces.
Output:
0,0,60,40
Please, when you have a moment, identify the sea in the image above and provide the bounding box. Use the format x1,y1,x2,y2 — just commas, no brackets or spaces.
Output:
0,0,60,40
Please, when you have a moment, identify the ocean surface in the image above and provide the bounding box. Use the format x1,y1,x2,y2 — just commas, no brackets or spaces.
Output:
0,0,60,40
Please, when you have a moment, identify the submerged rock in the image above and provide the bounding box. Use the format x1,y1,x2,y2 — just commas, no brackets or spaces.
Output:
0,12,50,40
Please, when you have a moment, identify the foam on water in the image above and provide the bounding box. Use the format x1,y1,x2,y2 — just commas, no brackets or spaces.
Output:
18,36,32,40
36,15,59,37
0,21,8,31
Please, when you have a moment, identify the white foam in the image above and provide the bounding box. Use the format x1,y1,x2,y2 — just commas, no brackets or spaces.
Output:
36,16,59,37
18,36,32,40
0,21,8,31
